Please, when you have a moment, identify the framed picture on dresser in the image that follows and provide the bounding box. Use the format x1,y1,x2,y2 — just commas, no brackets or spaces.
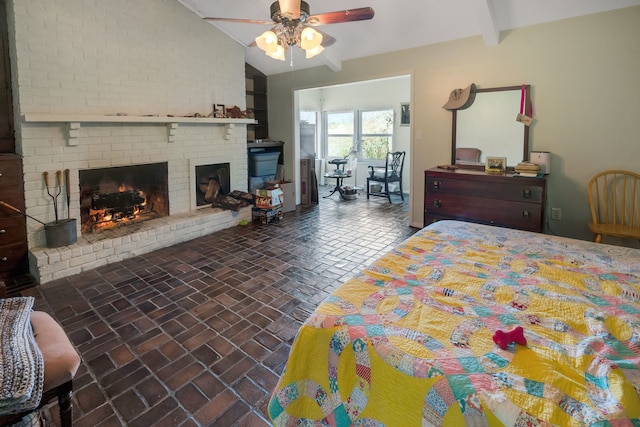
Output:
485,156,506,173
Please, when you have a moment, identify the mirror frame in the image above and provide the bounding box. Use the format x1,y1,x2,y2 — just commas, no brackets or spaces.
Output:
451,85,531,170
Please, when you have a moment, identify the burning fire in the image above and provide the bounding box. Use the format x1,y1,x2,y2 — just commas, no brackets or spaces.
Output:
87,184,149,231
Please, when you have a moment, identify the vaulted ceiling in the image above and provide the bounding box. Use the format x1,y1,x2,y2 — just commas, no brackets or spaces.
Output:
177,0,640,76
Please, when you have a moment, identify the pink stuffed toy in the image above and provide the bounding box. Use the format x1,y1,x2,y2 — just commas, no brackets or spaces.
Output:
493,326,527,350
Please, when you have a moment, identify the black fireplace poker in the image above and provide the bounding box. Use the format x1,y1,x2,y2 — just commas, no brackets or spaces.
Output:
0,200,46,225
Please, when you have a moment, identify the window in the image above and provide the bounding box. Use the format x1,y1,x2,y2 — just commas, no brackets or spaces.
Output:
300,111,319,158
325,111,354,158
323,109,393,160
360,110,393,160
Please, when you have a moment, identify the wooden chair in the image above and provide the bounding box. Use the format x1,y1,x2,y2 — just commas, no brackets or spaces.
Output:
455,147,481,163
367,151,406,203
587,170,640,243
0,281,81,427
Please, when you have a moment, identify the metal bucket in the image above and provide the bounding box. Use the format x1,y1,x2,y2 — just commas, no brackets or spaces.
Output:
45,219,77,248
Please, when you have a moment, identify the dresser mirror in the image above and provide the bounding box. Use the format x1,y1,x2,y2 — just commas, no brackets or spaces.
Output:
451,85,530,169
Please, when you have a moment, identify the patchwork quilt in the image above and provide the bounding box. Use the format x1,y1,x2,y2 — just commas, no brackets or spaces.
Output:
268,221,640,426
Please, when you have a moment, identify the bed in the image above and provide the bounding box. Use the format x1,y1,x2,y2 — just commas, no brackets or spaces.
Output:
268,220,640,426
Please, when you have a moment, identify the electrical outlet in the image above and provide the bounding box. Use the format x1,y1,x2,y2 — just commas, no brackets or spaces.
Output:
551,207,562,221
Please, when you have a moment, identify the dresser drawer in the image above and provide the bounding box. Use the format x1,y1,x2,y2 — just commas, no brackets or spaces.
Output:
0,157,24,190
425,193,543,232
0,241,28,274
0,215,27,246
426,176,544,204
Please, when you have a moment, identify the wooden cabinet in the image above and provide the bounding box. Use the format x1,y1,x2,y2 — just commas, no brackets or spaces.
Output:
0,2,15,154
424,168,546,232
245,63,268,141
0,155,28,282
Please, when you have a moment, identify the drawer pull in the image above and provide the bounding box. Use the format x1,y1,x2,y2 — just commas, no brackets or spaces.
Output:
523,188,531,198
522,210,530,218
433,199,442,208
1,257,7,262
0,229,5,234
432,180,440,190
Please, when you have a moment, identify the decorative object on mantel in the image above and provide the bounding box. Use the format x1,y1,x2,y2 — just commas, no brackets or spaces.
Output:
443,83,476,110
203,1,374,61
225,106,254,119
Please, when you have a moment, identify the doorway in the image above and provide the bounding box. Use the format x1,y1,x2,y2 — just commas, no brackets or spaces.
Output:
293,75,411,199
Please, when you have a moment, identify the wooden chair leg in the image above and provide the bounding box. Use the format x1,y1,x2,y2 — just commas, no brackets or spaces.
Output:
58,382,73,427
385,181,391,203
366,178,370,199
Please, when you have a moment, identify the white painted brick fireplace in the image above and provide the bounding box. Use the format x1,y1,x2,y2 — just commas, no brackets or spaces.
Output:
8,0,253,283
21,119,252,283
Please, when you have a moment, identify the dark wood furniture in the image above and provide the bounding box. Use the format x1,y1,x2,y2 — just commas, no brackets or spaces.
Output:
0,155,28,283
424,168,546,232
367,151,406,203
245,63,268,142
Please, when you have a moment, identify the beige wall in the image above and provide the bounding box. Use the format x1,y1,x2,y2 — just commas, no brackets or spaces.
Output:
268,7,640,246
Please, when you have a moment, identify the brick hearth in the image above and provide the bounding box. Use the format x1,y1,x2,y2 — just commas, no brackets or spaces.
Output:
30,205,251,283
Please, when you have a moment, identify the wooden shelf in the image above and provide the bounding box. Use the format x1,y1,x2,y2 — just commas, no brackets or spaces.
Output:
22,113,256,145
22,113,256,125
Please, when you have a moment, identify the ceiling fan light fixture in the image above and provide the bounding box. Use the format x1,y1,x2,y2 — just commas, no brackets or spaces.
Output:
255,30,279,53
266,44,286,60
305,44,324,59
300,26,322,50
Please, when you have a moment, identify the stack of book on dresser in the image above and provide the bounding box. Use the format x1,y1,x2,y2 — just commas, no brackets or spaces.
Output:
514,162,542,177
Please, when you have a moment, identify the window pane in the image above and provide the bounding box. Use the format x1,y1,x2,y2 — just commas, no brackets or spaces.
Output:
361,136,391,160
327,112,354,134
362,110,393,134
300,111,316,125
327,137,353,157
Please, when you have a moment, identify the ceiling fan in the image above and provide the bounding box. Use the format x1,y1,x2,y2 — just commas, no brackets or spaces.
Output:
203,0,375,60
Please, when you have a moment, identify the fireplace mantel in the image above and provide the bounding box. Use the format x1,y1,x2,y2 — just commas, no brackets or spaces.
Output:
22,113,256,144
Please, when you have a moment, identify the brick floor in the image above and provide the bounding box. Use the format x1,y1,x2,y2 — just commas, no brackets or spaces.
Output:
19,189,417,426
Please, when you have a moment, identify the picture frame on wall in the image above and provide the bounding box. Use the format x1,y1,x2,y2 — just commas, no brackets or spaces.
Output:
485,156,507,173
400,103,410,126
214,104,226,118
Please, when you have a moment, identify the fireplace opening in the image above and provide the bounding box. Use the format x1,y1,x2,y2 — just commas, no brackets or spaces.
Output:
79,163,169,234
195,163,230,207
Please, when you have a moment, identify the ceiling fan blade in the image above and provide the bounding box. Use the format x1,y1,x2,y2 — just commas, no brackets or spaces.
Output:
278,0,300,17
307,7,374,25
317,30,336,47
203,17,273,25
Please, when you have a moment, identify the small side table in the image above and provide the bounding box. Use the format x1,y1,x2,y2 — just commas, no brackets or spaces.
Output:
323,171,352,200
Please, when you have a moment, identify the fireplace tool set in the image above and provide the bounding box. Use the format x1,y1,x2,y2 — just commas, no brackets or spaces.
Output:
42,170,77,247
0,170,77,248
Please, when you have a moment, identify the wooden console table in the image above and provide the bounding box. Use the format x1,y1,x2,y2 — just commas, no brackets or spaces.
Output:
424,168,546,232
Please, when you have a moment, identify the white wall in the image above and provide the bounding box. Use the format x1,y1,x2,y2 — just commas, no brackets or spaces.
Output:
268,7,640,247
297,76,411,192
6,0,249,248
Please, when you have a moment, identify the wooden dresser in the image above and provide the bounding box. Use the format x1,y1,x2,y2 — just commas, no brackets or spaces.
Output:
424,168,546,232
0,154,28,282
